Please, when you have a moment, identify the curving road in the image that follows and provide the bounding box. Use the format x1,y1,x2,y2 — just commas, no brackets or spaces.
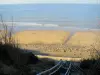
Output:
36,60,85,75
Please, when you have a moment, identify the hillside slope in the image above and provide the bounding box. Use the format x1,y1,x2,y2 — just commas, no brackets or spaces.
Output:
14,30,69,44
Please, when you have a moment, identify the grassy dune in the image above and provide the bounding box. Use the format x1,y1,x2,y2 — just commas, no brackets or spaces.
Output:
14,30,100,46
14,30,69,44
67,31,100,46
13,30,100,58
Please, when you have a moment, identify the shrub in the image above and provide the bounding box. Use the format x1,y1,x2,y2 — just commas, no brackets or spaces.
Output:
0,16,39,74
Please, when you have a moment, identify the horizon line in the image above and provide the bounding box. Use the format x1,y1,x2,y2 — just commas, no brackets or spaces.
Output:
0,3,99,5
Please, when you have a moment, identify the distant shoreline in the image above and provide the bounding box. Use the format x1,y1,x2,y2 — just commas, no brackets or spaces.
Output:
0,21,100,32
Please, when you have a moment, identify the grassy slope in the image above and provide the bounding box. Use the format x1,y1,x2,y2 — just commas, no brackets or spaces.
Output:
13,30,70,44
14,30,100,46
0,43,55,74
67,31,98,46
13,30,100,58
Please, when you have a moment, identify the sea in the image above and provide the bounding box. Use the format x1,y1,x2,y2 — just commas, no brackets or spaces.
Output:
0,4,100,32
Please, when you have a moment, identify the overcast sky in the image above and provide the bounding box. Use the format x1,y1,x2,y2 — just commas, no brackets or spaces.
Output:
0,0,99,4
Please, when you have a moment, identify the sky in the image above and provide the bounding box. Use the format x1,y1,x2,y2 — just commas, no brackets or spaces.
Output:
0,0,99,4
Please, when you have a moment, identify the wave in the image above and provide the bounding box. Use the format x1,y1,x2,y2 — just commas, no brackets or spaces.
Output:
0,22,100,31
0,22,59,27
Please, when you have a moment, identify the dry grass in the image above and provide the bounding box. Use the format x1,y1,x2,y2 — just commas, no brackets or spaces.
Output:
14,30,100,46
13,30,70,44
21,44,91,58
13,30,100,59
67,31,100,46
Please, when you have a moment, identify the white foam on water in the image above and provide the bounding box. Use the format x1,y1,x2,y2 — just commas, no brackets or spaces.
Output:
0,22,100,31
0,22,60,27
